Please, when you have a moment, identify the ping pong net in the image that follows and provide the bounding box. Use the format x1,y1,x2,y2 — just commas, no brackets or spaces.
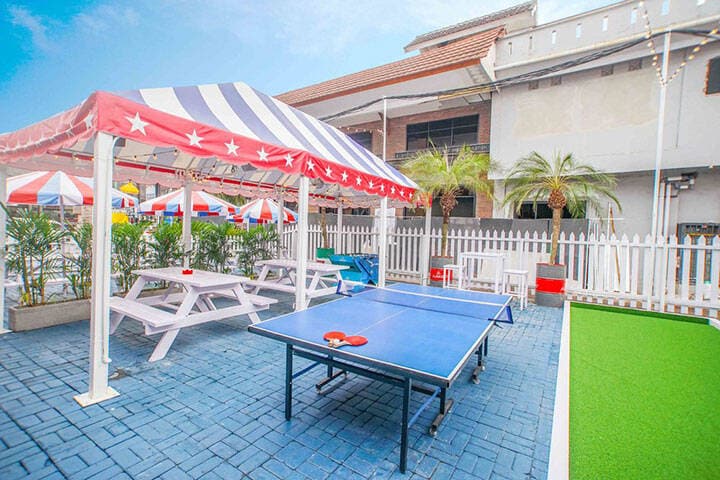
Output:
338,282,513,323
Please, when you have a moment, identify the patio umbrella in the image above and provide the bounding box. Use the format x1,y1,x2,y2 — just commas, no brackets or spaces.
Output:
138,188,239,216
119,181,140,196
6,170,138,210
231,198,297,224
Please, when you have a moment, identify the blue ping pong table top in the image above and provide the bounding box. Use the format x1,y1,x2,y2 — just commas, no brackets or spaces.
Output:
248,283,512,386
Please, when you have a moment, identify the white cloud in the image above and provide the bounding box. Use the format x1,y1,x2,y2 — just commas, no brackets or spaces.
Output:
74,4,140,34
7,5,52,51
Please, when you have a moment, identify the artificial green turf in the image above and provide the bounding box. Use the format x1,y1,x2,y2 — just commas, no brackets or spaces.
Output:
570,304,720,480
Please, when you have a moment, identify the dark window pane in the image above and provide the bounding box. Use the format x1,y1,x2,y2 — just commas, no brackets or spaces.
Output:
406,134,427,150
707,57,720,95
349,131,372,150
406,123,428,134
451,115,479,128
428,118,453,130
514,202,575,219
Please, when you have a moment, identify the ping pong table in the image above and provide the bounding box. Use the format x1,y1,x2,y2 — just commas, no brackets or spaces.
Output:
248,283,513,473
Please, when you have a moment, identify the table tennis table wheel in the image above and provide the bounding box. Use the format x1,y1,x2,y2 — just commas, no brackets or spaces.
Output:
429,425,438,437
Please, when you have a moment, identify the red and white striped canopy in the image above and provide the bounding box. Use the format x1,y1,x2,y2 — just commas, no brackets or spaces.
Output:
6,170,137,208
231,198,297,224
0,82,417,207
138,188,239,216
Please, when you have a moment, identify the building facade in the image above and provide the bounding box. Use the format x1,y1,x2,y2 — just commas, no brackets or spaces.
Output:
278,0,720,237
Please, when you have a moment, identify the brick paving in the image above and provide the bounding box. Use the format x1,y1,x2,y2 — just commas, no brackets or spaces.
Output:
0,292,562,479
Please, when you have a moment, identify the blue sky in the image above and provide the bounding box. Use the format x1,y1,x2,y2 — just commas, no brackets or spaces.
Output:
1,0,613,133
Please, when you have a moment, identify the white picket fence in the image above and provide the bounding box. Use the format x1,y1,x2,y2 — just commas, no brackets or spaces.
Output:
279,225,720,318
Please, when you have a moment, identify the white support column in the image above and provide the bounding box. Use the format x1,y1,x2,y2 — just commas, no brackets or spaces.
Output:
336,201,343,255
378,197,388,288
295,177,310,311
648,32,671,311
276,190,284,255
74,132,119,406
420,203,432,286
0,165,8,334
182,180,193,268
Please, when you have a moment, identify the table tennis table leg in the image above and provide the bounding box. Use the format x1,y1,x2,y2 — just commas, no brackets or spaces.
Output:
400,377,411,473
285,344,293,420
315,362,346,393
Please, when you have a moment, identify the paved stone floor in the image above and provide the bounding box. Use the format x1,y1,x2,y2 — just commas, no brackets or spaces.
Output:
0,292,562,479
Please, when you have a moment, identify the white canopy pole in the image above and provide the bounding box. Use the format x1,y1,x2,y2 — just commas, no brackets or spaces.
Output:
74,132,119,406
648,31,671,311
295,177,309,310
0,165,8,334
378,197,388,287
336,200,343,255
276,191,285,256
420,199,432,286
182,180,192,268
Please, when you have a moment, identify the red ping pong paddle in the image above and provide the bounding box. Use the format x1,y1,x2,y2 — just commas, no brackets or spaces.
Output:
322,331,367,348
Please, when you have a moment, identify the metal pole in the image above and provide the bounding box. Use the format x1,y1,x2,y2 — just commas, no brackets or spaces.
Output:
660,182,672,311
0,165,7,334
295,177,310,310
276,191,285,255
74,132,119,406
420,198,432,285
647,31,671,311
182,180,192,268
378,97,389,288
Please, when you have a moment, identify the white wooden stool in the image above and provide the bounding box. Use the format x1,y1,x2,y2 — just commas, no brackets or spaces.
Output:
442,264,462,289
503,269,529,310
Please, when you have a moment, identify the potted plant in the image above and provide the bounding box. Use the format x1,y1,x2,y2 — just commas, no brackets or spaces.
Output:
316,207,334,260
401,145,494,286
503,151,620,307
5,208,93,331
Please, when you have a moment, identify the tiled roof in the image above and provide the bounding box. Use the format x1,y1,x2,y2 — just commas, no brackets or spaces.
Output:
404,1,535,51
276,26,504,107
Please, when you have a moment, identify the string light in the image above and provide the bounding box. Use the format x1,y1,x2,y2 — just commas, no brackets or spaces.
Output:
640,1,720,86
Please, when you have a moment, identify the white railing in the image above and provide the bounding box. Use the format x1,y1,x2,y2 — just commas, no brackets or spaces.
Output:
280,225,720,318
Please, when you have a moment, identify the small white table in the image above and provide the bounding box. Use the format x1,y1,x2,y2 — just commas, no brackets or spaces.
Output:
109,267,276,362
457,252,507,294
244,258,348,308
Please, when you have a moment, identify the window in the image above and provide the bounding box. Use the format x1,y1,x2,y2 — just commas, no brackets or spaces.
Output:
630,8,638,24
629,58,642,71
707,57,720,94
602,16,609,31
601,65,614,77
576,23,582,38
514,202,576,220
348,131,372,151
661,0,670,15
551,76,562,86
529,80,539,90
551,30,557,44
405,115,478,151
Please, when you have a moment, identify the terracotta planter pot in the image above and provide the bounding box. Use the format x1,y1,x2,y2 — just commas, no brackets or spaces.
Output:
535,263,566,308
429,256,455,287
9,298,91,332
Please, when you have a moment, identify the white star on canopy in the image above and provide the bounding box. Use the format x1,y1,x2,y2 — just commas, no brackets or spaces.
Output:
341,171,348,182
83,113,95,129
391,186,396,194
126,113,149,135
284,154,293,166
257,147,269,161
307,159,315,171
325,166,332,177
356,176,362,185
380,183,385,192
186,129,203,147
225,138,239,155
368,180,374,189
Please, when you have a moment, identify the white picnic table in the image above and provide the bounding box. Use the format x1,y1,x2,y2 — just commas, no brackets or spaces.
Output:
109,267,276,362
243,258,348,308
457,251,507,294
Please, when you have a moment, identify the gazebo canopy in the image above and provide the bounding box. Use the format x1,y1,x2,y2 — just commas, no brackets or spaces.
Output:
0,82,416,206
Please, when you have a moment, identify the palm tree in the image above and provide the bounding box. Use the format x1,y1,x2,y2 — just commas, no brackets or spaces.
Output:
401,145,494,256
502,151,620,264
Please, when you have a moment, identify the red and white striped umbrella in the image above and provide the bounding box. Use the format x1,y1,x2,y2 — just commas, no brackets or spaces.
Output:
6,170,137,208
231,198,297,224
138,188,239,216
